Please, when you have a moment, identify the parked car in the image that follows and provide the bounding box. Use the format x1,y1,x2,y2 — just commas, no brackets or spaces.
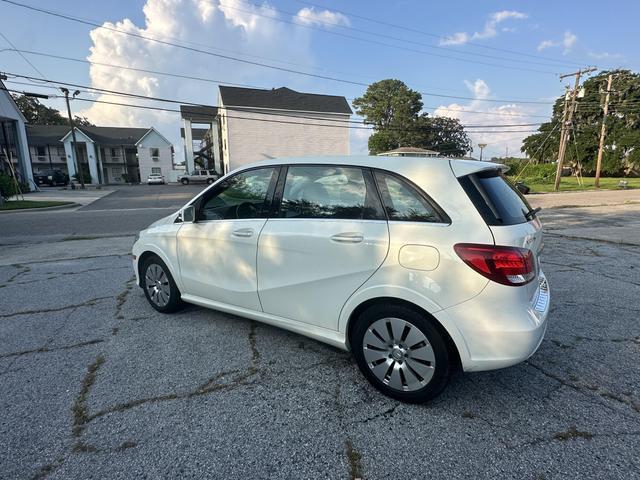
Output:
132,156,550,403
177,169,219,185
34,169,69,186
147,173,165,185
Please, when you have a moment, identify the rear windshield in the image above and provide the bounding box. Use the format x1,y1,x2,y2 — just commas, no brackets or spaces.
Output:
458,170,534,226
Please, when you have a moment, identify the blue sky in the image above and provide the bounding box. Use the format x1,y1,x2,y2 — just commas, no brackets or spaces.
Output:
1,0,637,159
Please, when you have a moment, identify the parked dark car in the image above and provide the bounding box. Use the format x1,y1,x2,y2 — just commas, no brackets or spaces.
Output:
34,169,69,186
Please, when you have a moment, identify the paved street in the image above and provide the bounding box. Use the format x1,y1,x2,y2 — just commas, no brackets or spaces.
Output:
1,188,639,479
0,185,205,246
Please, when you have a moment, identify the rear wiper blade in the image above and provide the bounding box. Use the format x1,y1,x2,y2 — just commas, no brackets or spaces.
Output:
525,207,542,221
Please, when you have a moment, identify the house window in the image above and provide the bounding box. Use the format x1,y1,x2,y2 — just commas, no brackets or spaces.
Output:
150,148,160,161
110,148,121,161
151,167,162,175
57,147,66,156
36,146,46,161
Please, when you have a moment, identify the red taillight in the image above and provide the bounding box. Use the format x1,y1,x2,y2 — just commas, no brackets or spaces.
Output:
454,243,536,286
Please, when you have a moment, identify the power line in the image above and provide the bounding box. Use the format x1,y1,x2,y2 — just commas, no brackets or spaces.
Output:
1,85,541,135
0,0,558,104
292,0,587,68
2,73,546,132
0,31,46,78
217,0,562,73
2,50,560,113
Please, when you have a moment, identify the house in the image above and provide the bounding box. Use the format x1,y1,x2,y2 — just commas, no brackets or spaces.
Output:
26,125,173,184
217,86,352,172
378,147,439,158
0,79,35,190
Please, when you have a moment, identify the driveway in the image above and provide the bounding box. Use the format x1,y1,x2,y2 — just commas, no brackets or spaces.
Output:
1,206,639,479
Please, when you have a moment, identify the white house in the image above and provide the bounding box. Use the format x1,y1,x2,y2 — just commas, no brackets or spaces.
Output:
0,79,35,190
217,86,352,172
27,125,173,184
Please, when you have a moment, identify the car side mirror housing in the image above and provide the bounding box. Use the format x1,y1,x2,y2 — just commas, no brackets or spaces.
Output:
182,205,196,223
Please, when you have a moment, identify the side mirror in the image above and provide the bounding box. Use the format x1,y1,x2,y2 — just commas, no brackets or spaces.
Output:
182,205,196,223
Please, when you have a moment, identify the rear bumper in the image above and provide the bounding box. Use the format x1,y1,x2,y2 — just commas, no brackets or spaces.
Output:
434,273,550,372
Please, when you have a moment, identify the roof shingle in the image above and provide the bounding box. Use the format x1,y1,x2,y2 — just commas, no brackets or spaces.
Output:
219,86,352,114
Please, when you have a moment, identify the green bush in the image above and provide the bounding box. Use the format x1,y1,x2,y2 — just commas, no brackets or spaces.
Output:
0,172,19,200
72,172,92,184
504,160,557,184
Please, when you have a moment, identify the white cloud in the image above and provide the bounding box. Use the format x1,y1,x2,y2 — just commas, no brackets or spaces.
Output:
537,39,557,51
588,51,623,60
440,10,527,46
433,79,536,159
562,30,577,54
79,0,318,162
294,7,350,28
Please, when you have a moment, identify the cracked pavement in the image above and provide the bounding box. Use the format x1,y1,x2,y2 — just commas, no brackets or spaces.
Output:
1,205,639,479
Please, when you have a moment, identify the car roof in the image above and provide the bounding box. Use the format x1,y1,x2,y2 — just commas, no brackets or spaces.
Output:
232,155,501,178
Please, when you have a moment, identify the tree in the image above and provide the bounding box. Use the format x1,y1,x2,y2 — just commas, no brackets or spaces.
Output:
11,94,94,126
521,69,640,175
413,115,472,157
352,79,471,156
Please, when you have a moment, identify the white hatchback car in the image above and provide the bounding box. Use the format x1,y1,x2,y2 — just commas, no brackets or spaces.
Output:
132,156,550,402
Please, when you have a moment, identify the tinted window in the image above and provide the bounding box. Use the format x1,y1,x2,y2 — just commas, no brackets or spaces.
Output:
375,171,444,223
199,168,276,221
458,170,533,226
280,166,383,220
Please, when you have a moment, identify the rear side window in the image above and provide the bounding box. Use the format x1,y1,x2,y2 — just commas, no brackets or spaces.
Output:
458,170,533,226
374,171,445,223
279,166,384,220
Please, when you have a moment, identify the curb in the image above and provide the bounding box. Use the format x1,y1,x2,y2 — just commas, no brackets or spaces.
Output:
0,202,80,214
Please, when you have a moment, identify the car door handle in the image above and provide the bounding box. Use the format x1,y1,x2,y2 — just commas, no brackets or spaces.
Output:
330,232,364,244
231,228,254,238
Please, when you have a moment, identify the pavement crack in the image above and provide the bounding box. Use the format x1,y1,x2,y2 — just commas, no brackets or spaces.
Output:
0,297,112,319
115,276,136,319
72,354,105,437
0,339,104,359
345,438,364,480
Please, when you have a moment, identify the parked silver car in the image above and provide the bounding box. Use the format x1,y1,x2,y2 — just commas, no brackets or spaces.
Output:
177,169,220,185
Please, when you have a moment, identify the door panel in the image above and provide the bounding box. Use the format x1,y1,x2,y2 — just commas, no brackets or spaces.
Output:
177,219,266,310
176,166,278,310
256,165,389,330
257,219,389,329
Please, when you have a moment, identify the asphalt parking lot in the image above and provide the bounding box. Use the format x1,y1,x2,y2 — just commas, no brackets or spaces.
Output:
1,194,639,479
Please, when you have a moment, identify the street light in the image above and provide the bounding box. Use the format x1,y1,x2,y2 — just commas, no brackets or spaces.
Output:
60,88,85,189
478,143,487,161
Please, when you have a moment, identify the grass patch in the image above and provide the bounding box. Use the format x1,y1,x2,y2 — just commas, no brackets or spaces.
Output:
508,176,640,193
0,200,73,210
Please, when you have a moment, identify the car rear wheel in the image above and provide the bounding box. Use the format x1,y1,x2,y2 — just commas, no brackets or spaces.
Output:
181,178,189,185
352,304,451,403
206,178,214,185
141,255,183,313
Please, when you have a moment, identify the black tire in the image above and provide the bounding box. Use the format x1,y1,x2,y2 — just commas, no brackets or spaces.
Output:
206,178,214,185
352,304,451,403
181,178,189,185
140,255,183,313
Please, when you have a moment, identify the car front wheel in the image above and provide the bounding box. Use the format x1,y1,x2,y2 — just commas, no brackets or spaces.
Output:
141,256,183,313
352,304,451,403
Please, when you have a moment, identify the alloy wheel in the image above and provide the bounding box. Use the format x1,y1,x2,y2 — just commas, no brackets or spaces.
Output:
362,317,436,391
145,263,171,307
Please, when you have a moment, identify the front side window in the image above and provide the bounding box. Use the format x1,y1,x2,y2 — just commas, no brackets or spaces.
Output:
279,166,383,220
375,171,444,223
199,167,277,221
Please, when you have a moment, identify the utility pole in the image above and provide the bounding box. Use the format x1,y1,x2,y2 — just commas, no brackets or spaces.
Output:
61,88,85,189
595,73,613,188
554,67,598,191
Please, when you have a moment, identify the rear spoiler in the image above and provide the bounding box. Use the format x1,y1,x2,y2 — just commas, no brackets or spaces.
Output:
449,159,509,178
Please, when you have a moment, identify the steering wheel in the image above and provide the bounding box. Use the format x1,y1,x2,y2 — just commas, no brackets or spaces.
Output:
236,202,257,219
